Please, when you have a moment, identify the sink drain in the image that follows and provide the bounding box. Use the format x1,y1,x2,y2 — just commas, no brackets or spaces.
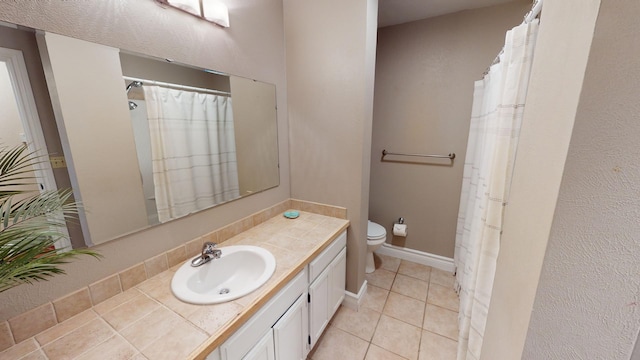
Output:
219,288,230,295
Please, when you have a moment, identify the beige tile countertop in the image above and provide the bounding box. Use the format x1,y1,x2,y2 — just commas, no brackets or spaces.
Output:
2,211,349,360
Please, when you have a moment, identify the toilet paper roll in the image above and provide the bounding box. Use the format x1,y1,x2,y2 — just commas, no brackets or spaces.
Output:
393,223,407,237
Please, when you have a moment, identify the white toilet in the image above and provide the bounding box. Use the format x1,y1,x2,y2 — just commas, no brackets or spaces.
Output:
366,220,387,273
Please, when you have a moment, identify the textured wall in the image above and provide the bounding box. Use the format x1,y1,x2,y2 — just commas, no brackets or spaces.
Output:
283,0,378,294
522,0,640,358
0,0,289,320
370,1,528,258
480,1,601,358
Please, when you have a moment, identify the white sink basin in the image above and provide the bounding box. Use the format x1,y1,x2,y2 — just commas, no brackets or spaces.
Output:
171,245,276,305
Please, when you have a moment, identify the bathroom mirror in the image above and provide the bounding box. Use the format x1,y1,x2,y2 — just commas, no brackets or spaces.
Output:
8,27,279,247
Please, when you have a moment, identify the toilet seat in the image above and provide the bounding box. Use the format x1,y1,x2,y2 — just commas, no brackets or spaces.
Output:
367,220,386,241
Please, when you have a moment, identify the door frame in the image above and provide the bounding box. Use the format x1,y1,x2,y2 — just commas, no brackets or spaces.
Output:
0,46,71,250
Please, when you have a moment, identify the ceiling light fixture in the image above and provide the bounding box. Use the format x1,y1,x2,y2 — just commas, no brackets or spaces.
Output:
159,0,230,28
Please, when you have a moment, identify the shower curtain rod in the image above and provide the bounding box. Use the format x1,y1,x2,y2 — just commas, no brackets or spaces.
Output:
483,0,543,75
524,0,543,23
123,76,231,97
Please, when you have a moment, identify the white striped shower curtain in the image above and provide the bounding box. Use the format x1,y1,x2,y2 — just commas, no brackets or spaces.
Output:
454,20,539,360
143,85,240,223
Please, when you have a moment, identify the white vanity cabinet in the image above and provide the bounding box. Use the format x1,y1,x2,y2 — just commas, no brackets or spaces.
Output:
308,232,347,348
210,230,347,360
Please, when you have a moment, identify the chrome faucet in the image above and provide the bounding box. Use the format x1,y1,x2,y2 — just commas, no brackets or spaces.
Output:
191,242,222,267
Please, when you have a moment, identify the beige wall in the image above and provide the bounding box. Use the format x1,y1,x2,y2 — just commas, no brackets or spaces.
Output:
230,76,279,196
370,1,529,257
39,33,148,245
480,0,601,358
0,0,289,320
522,0,640,358
283,0,378,294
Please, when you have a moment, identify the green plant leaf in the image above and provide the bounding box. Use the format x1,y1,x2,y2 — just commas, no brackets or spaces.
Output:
0,144,100,292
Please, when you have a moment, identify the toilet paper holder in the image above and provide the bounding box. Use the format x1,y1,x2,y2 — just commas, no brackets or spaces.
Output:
393,218,407,237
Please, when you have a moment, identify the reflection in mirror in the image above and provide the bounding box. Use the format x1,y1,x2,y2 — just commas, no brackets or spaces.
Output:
121,53,240,224
0,25,86,249
36,32,279,247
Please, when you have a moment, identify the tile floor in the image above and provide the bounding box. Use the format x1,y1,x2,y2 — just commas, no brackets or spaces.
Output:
308,254,459,360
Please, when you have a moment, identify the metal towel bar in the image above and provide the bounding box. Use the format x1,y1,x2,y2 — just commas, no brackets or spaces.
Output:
382,149,456,160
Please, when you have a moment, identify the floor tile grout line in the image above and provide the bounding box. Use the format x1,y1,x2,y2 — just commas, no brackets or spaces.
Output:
367,260,407,359
369,314,413,360
380,306,425,331
397,258,432,360
322,256,457,360
385,260,423,360
412,261,431,360
362,341,371,360
423,281,461,339
389,274,430,303
426,302,459,315
423,326,459,343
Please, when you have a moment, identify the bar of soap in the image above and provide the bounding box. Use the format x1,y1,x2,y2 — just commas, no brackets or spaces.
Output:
283,211,299,219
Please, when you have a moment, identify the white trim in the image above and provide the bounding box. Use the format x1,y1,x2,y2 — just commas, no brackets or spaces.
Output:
341,280,367,311
0,46,71,250
376,243,455,273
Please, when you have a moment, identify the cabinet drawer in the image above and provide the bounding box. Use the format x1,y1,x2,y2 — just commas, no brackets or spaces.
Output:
308,231,346,281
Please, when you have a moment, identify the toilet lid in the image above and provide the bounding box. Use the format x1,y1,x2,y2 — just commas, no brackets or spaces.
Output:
367,221,386,239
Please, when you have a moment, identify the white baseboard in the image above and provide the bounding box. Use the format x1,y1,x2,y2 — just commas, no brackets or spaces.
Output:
376,243,455,273
342,280,367,311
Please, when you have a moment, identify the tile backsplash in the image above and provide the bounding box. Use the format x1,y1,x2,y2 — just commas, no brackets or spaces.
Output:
0,198,346,351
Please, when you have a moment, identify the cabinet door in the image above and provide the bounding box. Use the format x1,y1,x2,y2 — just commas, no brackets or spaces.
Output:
221,270,307,360
205,348,221,360
243,329,275,360
273,294,308,360
308,266,330,348
328,248,346,317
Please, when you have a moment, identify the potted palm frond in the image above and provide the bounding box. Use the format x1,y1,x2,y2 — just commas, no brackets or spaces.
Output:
0,144,100,292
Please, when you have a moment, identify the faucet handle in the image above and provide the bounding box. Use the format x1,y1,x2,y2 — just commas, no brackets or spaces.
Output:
202,242,218,254
202,242,222,260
